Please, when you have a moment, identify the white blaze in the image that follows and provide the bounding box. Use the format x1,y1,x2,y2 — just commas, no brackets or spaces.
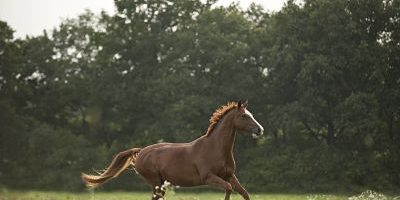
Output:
245,109,264,133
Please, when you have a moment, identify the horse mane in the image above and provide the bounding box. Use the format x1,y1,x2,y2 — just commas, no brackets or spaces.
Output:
205,102,238,136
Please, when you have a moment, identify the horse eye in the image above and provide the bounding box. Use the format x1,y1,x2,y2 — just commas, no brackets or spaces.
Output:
242,114,247,118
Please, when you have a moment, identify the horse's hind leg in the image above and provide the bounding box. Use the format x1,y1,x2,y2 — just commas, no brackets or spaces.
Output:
152,185,166,200
142,174,165,200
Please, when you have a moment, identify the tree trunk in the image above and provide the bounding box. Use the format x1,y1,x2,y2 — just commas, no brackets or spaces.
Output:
327,122,334,145
388,113,394,140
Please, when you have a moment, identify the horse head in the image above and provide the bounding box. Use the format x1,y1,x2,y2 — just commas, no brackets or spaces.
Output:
233,100,264,137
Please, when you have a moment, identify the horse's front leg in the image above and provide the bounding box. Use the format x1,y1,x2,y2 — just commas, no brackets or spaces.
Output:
224,189,232,200
229,174,250,200
204,173,233,199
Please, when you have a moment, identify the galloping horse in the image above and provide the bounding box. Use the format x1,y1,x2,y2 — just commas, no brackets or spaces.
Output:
82,100,264,200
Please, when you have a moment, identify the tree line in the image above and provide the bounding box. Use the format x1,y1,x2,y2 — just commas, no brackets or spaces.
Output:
0,0,399,193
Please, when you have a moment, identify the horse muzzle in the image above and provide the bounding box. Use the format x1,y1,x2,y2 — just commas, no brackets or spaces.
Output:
251,127,264,138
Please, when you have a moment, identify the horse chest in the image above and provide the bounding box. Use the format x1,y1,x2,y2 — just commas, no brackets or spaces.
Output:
212,158,235,179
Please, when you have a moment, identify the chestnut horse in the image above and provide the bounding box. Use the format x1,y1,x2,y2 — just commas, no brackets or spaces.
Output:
82,100,264,200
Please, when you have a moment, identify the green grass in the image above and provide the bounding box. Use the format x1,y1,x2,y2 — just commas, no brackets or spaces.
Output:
0,190,349,200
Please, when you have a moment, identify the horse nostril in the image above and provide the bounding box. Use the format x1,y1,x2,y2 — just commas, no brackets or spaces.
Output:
257,127,261,133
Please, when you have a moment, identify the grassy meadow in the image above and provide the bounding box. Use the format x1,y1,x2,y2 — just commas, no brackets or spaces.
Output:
2,190,399,200
0,190,349,200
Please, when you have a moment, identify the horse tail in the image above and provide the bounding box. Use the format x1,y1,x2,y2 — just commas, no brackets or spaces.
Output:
81,148,141,189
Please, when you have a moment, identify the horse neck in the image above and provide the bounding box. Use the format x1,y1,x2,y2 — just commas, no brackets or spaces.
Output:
207,111,237,158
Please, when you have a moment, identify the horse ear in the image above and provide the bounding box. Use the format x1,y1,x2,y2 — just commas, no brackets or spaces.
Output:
242,99,248,108
237,100,242,109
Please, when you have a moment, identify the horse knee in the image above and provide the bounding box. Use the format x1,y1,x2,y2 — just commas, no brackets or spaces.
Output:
225,182,233,192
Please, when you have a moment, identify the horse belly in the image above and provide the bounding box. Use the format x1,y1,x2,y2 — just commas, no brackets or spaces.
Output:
158,150,202,186
162,164,201,186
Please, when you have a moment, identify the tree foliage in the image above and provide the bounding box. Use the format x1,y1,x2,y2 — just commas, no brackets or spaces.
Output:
0,0,399,193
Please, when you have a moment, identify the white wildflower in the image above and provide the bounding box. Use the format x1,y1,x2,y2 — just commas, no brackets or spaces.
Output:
348,190,389,200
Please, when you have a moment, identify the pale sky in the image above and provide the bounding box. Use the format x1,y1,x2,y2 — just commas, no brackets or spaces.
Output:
0,0,286,38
